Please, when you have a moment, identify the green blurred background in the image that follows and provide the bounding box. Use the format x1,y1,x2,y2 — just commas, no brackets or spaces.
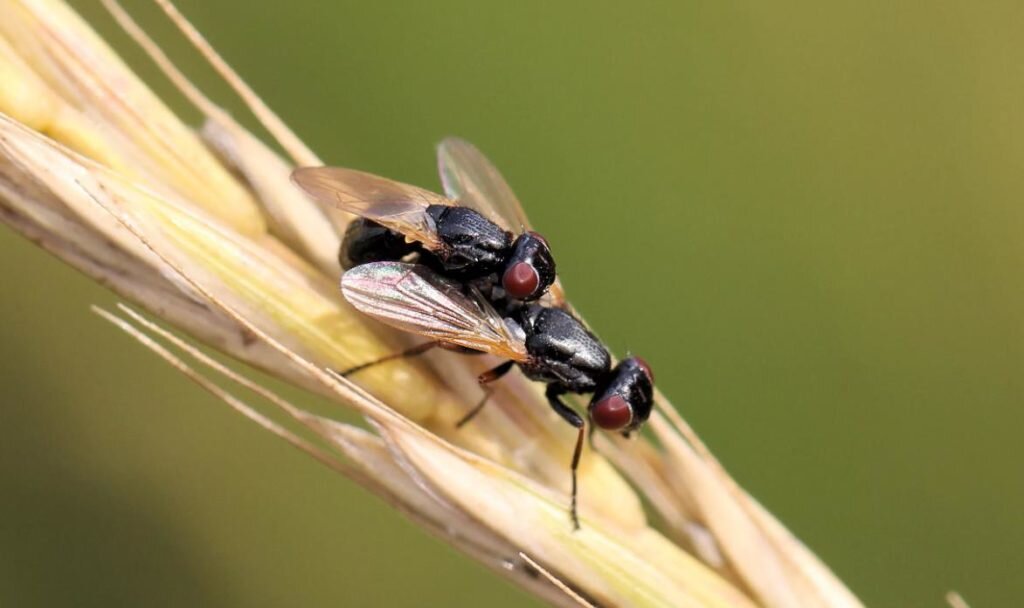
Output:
2,1,1021,606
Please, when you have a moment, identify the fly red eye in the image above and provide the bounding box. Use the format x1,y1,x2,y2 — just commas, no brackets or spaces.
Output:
502,262,540,300
634,357,654,384
591,394,633,431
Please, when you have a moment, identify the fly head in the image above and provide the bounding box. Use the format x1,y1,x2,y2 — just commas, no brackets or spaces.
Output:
501,231,556,301
589,357,655,434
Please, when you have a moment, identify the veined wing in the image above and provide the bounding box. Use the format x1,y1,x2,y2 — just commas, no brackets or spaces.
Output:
437,137,531,233
436,137,568,307
341,262,529,362
292,166,448,250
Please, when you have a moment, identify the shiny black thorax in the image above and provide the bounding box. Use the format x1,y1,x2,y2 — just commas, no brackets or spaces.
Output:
340,207,513,280
426,205,512,278
514,305,611,393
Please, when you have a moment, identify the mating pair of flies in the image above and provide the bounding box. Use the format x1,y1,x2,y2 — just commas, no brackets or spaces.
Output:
292,138,655,529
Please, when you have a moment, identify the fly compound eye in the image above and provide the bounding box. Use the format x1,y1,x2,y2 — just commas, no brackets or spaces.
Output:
590,394,633,431
502,261,541,300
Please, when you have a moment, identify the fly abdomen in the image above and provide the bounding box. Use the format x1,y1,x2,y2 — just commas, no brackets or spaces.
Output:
340,218,421,269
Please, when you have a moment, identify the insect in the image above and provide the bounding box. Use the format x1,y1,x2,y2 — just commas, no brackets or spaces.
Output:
340,261,655,529
292,137,564,304
291,139,655,528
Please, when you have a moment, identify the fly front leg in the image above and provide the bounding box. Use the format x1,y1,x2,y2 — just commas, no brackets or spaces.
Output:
545,384,585,531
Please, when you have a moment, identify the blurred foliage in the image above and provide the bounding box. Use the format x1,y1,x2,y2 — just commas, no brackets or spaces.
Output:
1,0,1021,606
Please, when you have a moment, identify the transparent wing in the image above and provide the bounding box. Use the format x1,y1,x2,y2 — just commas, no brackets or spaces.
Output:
341,262,529,361
292,166,448,250
437,137,568,307
436,137,532,233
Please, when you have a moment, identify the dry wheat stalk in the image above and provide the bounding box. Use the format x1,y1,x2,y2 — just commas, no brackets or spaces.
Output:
0,1,867,606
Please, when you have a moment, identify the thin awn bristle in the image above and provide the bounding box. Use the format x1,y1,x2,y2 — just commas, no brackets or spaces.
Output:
152,0,320,166
91,306,352,477
517,552,597,608
100,0,223,120
101,0,344,267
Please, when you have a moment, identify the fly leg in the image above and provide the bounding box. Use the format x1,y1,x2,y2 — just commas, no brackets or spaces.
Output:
455,360,515,428
545,384,585,531
338,341,438,377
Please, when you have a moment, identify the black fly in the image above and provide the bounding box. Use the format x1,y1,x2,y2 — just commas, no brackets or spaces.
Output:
290,139,655,529
341,262,654,529
292,138,562,304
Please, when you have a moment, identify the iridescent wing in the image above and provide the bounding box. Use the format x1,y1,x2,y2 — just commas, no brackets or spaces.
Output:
436,137,568,307
341,262,530,362
292,166,448,251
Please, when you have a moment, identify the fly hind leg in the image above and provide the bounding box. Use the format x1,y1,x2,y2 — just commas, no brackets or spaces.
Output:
455,360,515,428
338,341,438,377
339,342,485,377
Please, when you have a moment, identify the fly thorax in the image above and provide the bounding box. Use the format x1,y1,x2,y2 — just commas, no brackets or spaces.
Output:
427,205,513,277
520,307,610,393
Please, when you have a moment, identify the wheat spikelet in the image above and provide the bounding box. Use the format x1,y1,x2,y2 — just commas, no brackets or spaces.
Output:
0,1,866,606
